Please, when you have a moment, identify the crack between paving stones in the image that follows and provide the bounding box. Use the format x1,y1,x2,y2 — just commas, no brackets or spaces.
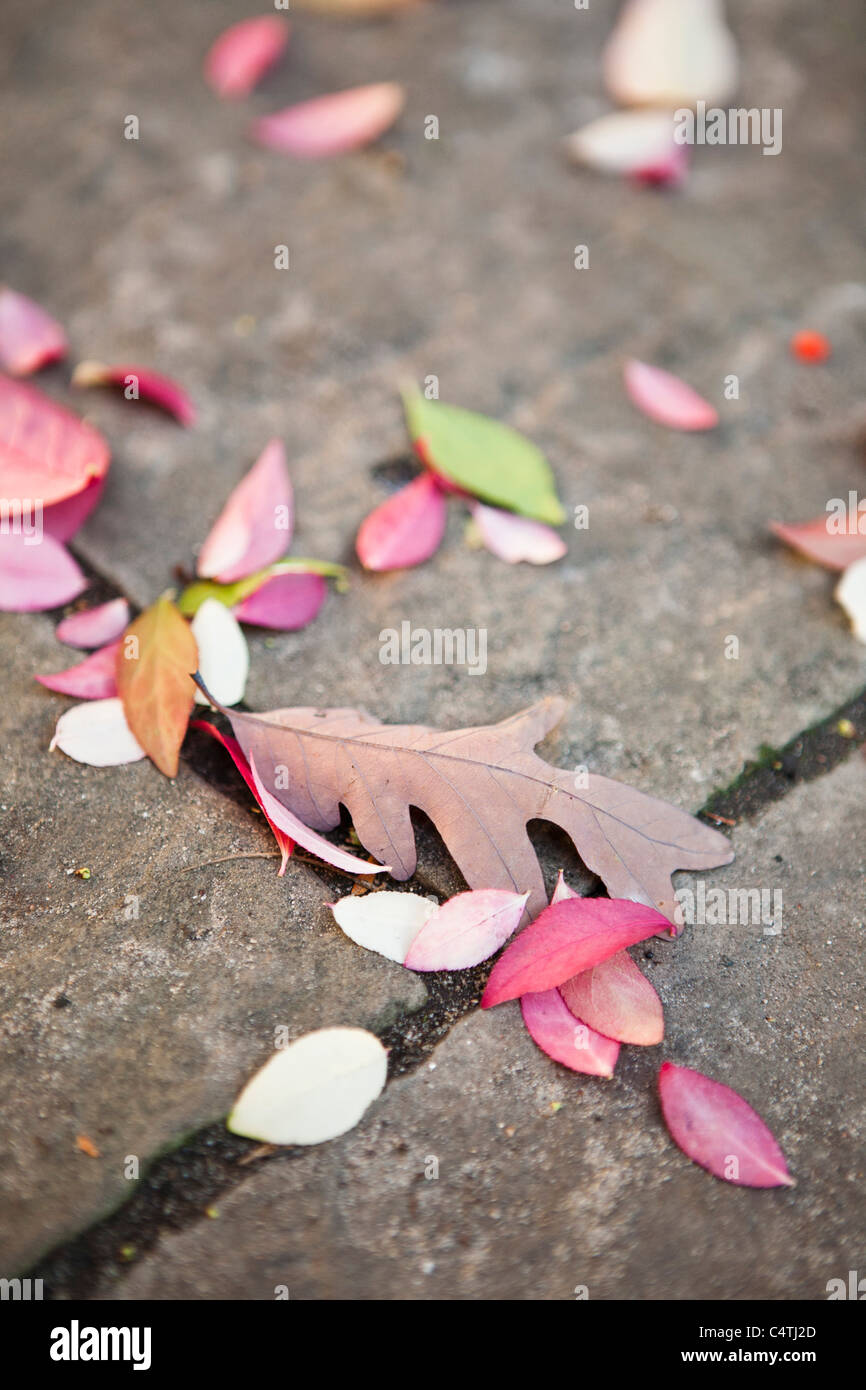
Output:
23,666,866,1296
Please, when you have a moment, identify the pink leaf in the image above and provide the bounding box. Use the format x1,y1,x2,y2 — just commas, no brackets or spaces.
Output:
520,988,620,1077
204,15,290,99
559,952,663,1046
72,361,196,426
356,472,447,572
404,889,529,971
251,82,405,159
470,501,566,565
770,518,866,573
233,571,327,630
42,477,105,542
197,440,292,583
658,1062,794,1188
0,533,87,612
56,597,131,649
191,720,294,874
249,750,390,877
0,374,110,508
550,869,577,906
36,640,120,699
481,896,671,1009
0,288,67,376
624,359,718,431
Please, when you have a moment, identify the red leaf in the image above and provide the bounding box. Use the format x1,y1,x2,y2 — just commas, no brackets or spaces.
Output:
624,359,718,431
0,373,110,507
559,951,663,1046
197,439,292,583
233,571,326,630
0,288,67,376
56,598,131,649
481,896,671,1009
521,988,620,1077
658,1062,794,1188
0,533,86,612
356,472,447,571
250,83,405,159
72,361,195,426
770,518,866,572
191,720,294,874
36,641,120,699
403,889,529,971
204,15,290,100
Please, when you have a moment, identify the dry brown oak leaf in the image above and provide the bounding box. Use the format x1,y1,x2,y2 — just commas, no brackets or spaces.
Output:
219,695,733,921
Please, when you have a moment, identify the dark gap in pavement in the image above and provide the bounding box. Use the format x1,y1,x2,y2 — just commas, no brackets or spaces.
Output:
26,681,866,1298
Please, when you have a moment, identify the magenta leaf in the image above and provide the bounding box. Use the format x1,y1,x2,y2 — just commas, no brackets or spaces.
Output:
0,288,67,376
559,951,663,1046
233,571,326,630
470,501,566,566
658,1062,794,1188
521,988,620,1077
481,896,672,1009
56,597,130,649
404,889,529,972
0,533,87,612
204,15,290,99
197,439,292,583
192,720,294,874
356,472,447,572
36,640,120,699
250,82,405,159
249,750,390,876
0,373,110,508
624,359,718,431
770,518,866,572
72,361,196,426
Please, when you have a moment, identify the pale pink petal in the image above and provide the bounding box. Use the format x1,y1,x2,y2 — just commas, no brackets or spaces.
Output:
56,597,130,648
559,951,664,1046
521,989,620,1077
550,869,577,906
42,477,105,542
624,359,718,431
470,502,566,566
72,361,196,426
603,0,739,109
192,720,293,874
249,751,390,876
658,1062,793,1187
770,518,866,572
49,697,146,767
233,571,326,630
0,533,87,612
565,109,687,187
481,896,671,1009
204,15,290,99
0,374,110,507
0,288,67,376
404,889,529,972
251,82,405,159
356,472,447,572
36,640,120,699
197,440,292,582
836,557,866,643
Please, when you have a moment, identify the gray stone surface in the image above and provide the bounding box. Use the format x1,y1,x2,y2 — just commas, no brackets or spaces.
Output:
107,758,866,1301
1,0,865,1299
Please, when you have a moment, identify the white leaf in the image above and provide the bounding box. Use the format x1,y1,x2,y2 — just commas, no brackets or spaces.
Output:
566,109,680,176
191,598,249,706
603,0,739,109
49,697,146,767
228,1026,387,1145
835,557,866,643
330,891,437,963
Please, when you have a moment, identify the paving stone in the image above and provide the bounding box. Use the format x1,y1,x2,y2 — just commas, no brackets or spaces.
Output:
108,757,865,1300
0,612,426,1274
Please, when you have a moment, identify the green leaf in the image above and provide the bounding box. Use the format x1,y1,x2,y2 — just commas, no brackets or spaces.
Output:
179,559,349,616
403,390,565,525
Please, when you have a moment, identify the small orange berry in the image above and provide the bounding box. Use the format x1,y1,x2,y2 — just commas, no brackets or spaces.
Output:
791,330,831,363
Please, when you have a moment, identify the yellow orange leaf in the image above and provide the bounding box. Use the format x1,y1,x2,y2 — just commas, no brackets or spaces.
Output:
116,596,198,777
